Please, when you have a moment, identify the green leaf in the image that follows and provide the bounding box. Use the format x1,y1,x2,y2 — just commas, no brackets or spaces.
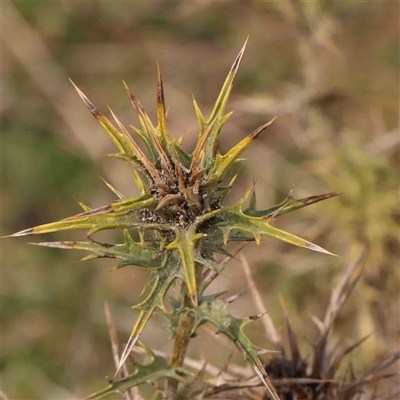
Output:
201,40,248,172
244,192,341,218
124,81,173,175
208,118,275,185
116,256,182,375
219,208,334,254
86,345,188,399
130,125,159,163
192,96,206,135
202,113,234,173
166,228,205,306
206,40,247,126
7,195,162,238
193,297,280,400
215,189,335,255
156,65,172,149
70,80,152,176
32,230,162,269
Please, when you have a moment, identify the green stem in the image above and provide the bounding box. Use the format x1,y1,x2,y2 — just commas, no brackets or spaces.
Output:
165,267,201,399
165,293,195,399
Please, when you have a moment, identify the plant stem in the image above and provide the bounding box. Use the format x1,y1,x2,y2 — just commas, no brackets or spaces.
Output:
165,289,196,399
172,294,195,366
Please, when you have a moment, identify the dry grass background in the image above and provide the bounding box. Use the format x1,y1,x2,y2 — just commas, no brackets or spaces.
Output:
2,1,399,399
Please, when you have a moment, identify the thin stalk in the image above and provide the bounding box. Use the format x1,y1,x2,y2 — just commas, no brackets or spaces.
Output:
171,294,195,366
165,263,203,399
165,292,195,399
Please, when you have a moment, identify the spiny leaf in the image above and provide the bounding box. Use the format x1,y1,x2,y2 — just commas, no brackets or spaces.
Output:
245,191,341,218
156,64,171,146
123,80,157,139
116,258,181,375
193,297,280,400
166,228,206,307
129,125,159,163
7,195,157,238
205,38,247,126
190,117,217,175
123,81,173,174
69,80,146,172
87,345,188,399
209,117,276,185
202,39,248,171
216,192,336,255
31,230,162,269
202,113,234,173
220,209,335,255
108,107,161,183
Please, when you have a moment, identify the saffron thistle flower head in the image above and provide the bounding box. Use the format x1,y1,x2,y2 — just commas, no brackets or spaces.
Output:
8,40,337,380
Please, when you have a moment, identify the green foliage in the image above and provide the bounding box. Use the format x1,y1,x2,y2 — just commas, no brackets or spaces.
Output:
315,143,399,268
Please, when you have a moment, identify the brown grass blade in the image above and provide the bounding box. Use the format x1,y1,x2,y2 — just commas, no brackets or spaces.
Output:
104,302,135,400
240,254,282,346
312,251,365,377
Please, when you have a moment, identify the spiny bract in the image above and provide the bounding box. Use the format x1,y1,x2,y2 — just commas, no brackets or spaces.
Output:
8,40,337,377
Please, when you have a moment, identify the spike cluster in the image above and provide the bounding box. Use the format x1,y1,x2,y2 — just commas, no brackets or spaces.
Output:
7,40,337,383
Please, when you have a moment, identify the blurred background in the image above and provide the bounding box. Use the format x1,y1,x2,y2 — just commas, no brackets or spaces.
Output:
2,1,399,399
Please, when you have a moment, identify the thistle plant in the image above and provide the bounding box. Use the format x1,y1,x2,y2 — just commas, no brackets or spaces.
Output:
8,40,339,399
